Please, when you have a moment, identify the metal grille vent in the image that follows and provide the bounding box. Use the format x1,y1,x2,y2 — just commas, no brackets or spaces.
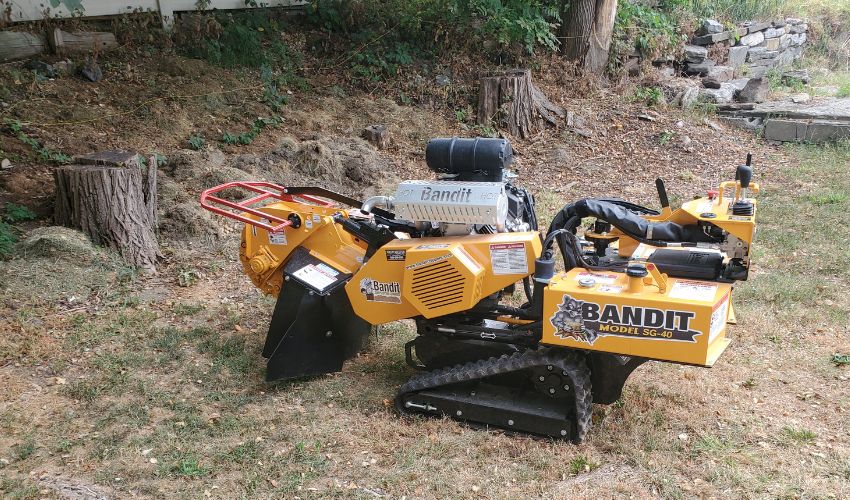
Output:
410,259,465,309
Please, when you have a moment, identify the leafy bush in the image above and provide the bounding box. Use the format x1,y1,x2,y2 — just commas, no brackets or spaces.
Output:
611,1,682,72
307,0,562,80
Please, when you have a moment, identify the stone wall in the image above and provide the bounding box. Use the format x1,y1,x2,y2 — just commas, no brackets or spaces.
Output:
685,18,808,80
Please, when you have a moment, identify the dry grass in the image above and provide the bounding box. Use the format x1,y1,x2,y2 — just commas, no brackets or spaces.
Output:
1,50,849,499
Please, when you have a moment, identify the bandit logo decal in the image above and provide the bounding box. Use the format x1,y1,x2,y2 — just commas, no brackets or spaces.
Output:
359,278,402,304
550,294,702,344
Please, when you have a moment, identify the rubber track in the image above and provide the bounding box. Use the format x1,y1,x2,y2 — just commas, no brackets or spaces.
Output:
396,348,593,443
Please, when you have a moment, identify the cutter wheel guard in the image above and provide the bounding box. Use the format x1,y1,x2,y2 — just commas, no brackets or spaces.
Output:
201,137,760,443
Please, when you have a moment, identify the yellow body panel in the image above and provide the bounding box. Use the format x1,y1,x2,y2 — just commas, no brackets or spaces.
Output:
239,201,366,295
616,193,757,257
542,268,733,366
347,232,542,325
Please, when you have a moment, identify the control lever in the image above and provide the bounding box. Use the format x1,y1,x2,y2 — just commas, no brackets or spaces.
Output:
655,178,672,216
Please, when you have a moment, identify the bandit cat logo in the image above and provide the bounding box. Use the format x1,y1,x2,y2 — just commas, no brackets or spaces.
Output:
360,278,401,304
550,294,702,344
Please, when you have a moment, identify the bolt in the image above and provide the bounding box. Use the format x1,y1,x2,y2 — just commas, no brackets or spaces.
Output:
456,410,462,417
547,365,553,371
470,391,476,397
508,419,514,426
325,331,333,337
563,385,570,391
560,429,567,436
538,376,546,382
308,290,314,295
284,276,290,281
562,370,568,376
549,388,556,394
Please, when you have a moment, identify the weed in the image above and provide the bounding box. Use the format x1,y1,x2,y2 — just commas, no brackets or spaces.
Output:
837,82,850,98
0,221,16,258
569,455,597,475
633,86,663,106
3,203,36,223
659,130,675,145
0,478,38,499
62,379,102,405
187,134,205,150
742,377,758,389
221,117,279,146
832,353,850,366
177,267,200,287
2,119,71,164
12,438,36,460
161,452,211,478
455,107,470,123
781,426,817,443
55,438,73,453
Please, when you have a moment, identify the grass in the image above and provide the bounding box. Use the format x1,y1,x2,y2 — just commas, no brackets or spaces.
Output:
781,427,817,443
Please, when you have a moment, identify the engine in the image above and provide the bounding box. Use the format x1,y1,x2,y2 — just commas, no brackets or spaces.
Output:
364,137,537,236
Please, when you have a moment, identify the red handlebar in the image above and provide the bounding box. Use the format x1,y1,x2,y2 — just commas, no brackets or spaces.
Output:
199,182,332,232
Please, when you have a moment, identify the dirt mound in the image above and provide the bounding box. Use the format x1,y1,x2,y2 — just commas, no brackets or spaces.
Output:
157,136,393,238
18,226,103,263
242,135,395,198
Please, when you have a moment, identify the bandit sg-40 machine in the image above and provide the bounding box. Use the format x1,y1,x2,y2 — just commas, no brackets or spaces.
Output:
201,137,759,442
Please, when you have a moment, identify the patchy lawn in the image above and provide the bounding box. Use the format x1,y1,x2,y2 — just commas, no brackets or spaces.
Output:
0,48,848,498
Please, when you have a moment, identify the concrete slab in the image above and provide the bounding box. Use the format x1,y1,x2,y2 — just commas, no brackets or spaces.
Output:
806,120,850,142
764,119,807,142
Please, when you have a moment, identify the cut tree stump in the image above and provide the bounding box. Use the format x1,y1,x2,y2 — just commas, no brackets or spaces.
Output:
477,69,566,139
54,153,160,271
362,125,390,149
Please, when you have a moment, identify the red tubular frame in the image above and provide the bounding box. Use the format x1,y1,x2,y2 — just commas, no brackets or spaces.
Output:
199,181,332,232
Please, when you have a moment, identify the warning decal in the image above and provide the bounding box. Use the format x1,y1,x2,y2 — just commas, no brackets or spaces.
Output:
709,293,730,343
668,280,718,302
292,264,336,291
489,243,528,275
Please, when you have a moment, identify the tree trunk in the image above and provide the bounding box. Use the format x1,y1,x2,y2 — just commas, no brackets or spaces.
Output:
54,161,161,271
563,0,597,64
585,0,619,74
477,69,565,139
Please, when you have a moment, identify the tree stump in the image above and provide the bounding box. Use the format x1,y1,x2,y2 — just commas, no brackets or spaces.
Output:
54,154,160,271
361,124,390,149
477,69,566,139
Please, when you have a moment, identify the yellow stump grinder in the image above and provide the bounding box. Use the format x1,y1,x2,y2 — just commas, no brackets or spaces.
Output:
200,137,759,442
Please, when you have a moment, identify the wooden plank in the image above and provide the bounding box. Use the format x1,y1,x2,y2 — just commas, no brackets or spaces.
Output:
51,28,118,55
8,0,307,23
0,31,47,62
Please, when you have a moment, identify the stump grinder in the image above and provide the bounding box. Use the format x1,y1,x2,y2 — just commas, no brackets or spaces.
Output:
200,137,759,442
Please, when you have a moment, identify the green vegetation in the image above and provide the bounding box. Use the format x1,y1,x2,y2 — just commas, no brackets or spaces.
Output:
188,134,205,150
781,426,817,442
612,1,681,70
2,119,70,164
0,203,38,258
832,353,850,366
569,455,597,475
685,0,787,22
633,85,663,106
221,117,280,146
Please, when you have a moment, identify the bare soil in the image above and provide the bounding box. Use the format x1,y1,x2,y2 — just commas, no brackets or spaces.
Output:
0,47,848,499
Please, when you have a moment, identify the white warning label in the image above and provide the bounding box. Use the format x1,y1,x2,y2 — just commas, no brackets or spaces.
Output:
598,284,623,294
292,264,336,291
489,243,528,275
268,231,287,245
669,280,718,302
709,293,730,343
